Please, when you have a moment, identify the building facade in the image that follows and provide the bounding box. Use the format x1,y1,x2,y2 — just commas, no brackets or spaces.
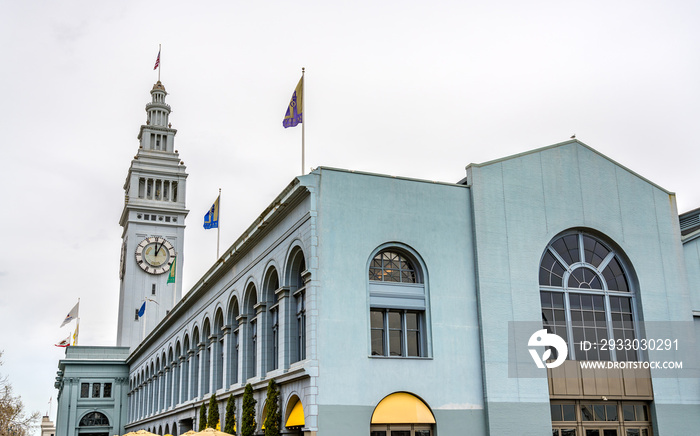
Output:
54,82,700,436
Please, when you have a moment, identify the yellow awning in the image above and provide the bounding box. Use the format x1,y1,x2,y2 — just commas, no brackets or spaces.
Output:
371,392,435,424
285,400,305,427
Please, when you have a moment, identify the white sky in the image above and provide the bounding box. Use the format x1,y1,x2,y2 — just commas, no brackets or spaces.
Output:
2,1,700,433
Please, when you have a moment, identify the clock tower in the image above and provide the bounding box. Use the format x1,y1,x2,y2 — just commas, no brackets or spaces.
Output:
116,81,189,349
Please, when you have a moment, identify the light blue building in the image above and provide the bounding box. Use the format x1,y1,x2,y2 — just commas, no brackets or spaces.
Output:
54,82,700,436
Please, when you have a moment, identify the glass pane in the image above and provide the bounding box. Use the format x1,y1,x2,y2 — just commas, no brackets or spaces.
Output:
371,432,386,436
103,383,112,398
594,404,605,421
551,404,563,421
415,431,430,436
603,430,617,436
407,331,420,357
92,383,101,398
81,383,89,398
581,405,594,421
562,405,576,421
553,431,559,436
388,312,402,329
622,405,635,421
626,430,640,436
371,330,385,356
389,330,402,356
605,405,617,421
586,430,600,436
561,430,577,436
391,431,410,436
406,312,418,330
371,310,384,328
635,405,648,421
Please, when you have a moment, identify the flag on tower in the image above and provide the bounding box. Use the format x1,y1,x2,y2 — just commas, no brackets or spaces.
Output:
204,196,220,229
138,301,146,318
283,76,303,128
55,335,71,348
154,50,161,70
60,301,79,328
167,256,177,284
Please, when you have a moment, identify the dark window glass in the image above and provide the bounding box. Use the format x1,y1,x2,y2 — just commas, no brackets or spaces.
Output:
370,432,386,436
594,405,606,421
369,251,419,283
92,383,101,398
553,430,559,436
603,431,617,436
540,251,566,286
80,383,89,398
626,430,640,436
605,405,617,421
562,405,576,421
79,412,109,427
561,430,576,436
581,405,594,421
371,310,385,356
103,383,112,398
551,404,563,421
635,405,648,421
414,431,430,436
406,312,420,357
586,430,600,436
391,432,410,436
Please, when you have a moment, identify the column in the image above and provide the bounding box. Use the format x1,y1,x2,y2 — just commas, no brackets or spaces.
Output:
236,314,248,382
209,334,219,392
276,287,290,369
188,349,196,400
178,355,187,404
162,367,170,411
170,361,178,408
254,302,267,378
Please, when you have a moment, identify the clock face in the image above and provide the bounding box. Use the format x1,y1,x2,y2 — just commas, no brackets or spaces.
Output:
135,236,176,275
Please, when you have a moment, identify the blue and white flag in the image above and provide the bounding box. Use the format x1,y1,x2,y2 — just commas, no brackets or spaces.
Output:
204,196,220,229
60,301,79,328
138,301,146,318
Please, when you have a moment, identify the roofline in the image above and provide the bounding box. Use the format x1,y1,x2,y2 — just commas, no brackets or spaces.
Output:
464,139,675,196
127,175,308,362
314,166,469,188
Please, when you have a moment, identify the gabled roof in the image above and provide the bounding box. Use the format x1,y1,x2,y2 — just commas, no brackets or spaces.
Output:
463,139,674,195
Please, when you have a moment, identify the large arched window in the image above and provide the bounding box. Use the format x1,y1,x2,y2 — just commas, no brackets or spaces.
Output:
79,411,110,427
369,247,427,358
540,231,637,361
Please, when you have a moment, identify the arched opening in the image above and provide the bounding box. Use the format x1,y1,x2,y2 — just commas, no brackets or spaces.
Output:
244,283,258,380
264,267,280,373
284,395,305,434
286,248,307,363
370,392,435,436
539,231,638,362
202,318,212,395
78,411,110,436
368,246,428,358
228,297,240,385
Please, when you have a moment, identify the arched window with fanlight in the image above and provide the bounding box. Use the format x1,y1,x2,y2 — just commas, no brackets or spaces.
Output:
540,231,638,361
368,246,429,358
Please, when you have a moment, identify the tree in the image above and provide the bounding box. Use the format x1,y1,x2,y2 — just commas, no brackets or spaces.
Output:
224,395,236,434
207,393,220,430
198,402,207,431
241,383,256,436
0,352,39,436
263,380,281,436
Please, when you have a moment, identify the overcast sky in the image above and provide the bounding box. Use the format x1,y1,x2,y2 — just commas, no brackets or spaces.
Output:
2,1,700,433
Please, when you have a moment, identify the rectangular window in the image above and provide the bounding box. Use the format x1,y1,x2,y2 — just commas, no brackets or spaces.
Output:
371,309,424,357
103,383,112,398
296,293,306,361
92,383,101,398
80,383,89,398
152,284,156,295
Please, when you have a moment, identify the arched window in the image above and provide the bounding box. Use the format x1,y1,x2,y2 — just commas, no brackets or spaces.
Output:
368,247,427,358
540,231,637,361
370,392,434,436
79,411,110,427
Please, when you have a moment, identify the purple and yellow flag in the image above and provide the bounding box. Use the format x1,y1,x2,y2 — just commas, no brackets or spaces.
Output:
283,77,303,128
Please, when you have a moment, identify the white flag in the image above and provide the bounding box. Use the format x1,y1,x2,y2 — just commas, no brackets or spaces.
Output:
60,301,79,327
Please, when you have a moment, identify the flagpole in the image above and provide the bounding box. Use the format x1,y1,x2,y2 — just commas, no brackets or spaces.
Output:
141,300,146,342
301,67,305,175
74,298,80,345
158,43,161,82
217,188,221,259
